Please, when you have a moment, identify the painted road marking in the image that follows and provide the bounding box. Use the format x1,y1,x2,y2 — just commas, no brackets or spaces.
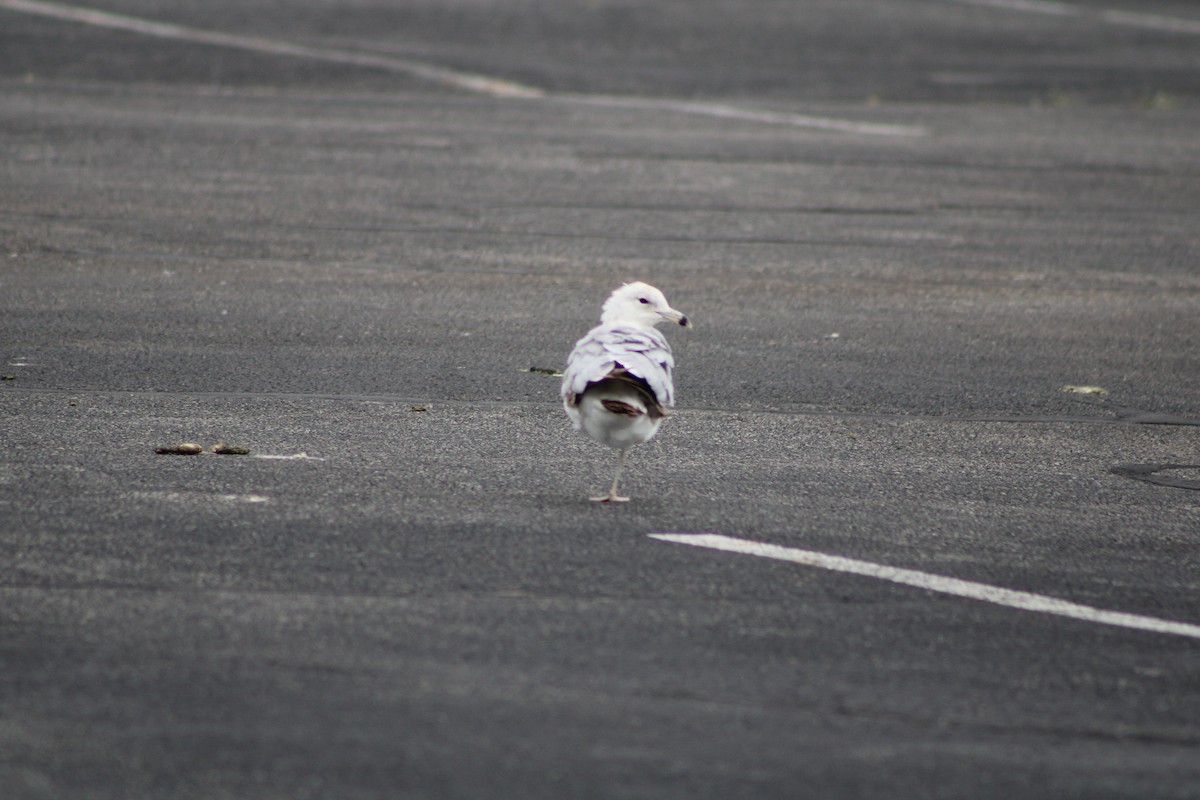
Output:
217,494,270,503
940,0,1200,35
253,452,324,461
649,533,1200,641
0,0,544,97
564,94,926,138
0,0,925,136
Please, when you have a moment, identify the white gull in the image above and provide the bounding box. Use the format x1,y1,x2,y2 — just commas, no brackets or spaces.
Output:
561,282,691,502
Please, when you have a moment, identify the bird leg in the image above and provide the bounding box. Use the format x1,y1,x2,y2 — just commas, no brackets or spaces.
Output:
591,448,631,503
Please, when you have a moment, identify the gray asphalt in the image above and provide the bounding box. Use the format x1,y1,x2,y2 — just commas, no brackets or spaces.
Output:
2,1,1200,798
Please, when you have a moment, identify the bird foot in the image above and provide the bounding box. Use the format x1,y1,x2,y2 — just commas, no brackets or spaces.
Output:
590,494,631,503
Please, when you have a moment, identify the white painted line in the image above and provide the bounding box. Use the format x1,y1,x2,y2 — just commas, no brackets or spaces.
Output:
0,0,545,97
0,0,926,136
563,95,927,138
1098,9,1200,36
938,0,1200,35
941,0,1075,16
218,493,270,503
253,452,324,461
649,533,1200,641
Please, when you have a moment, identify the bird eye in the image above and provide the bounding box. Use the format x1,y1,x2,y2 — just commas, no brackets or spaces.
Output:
638,297,650,304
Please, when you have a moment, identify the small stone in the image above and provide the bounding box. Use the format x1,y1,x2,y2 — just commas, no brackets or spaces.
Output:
155,443,204,455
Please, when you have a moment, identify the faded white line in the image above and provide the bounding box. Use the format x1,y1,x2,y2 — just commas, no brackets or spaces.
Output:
219,493,270,503
564,94,926,138
1098,9,1200,35
0,0,544,97
0,0,925,136
939,0,1200,35
649,533,1200,640
939,0,1075,16
253,452,323,461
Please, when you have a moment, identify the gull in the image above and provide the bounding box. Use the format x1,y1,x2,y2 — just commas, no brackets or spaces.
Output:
562,282,691,502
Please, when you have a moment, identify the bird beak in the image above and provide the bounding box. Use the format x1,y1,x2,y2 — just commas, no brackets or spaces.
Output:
663,308,691,328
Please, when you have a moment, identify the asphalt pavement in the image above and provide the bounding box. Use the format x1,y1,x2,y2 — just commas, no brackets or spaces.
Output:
2,1,1200,798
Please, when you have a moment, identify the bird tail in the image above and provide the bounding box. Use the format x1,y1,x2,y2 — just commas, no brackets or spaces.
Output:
605,369,667,419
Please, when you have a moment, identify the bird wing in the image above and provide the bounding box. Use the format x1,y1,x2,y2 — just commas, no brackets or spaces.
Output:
562,324,675,408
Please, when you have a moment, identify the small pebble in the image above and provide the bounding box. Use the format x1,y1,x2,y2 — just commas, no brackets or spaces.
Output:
155,443,204,455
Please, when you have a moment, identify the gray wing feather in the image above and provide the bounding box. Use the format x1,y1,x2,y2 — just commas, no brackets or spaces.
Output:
562,324,676,407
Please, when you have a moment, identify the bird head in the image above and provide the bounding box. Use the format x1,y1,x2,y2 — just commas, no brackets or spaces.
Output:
600,282,691,329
